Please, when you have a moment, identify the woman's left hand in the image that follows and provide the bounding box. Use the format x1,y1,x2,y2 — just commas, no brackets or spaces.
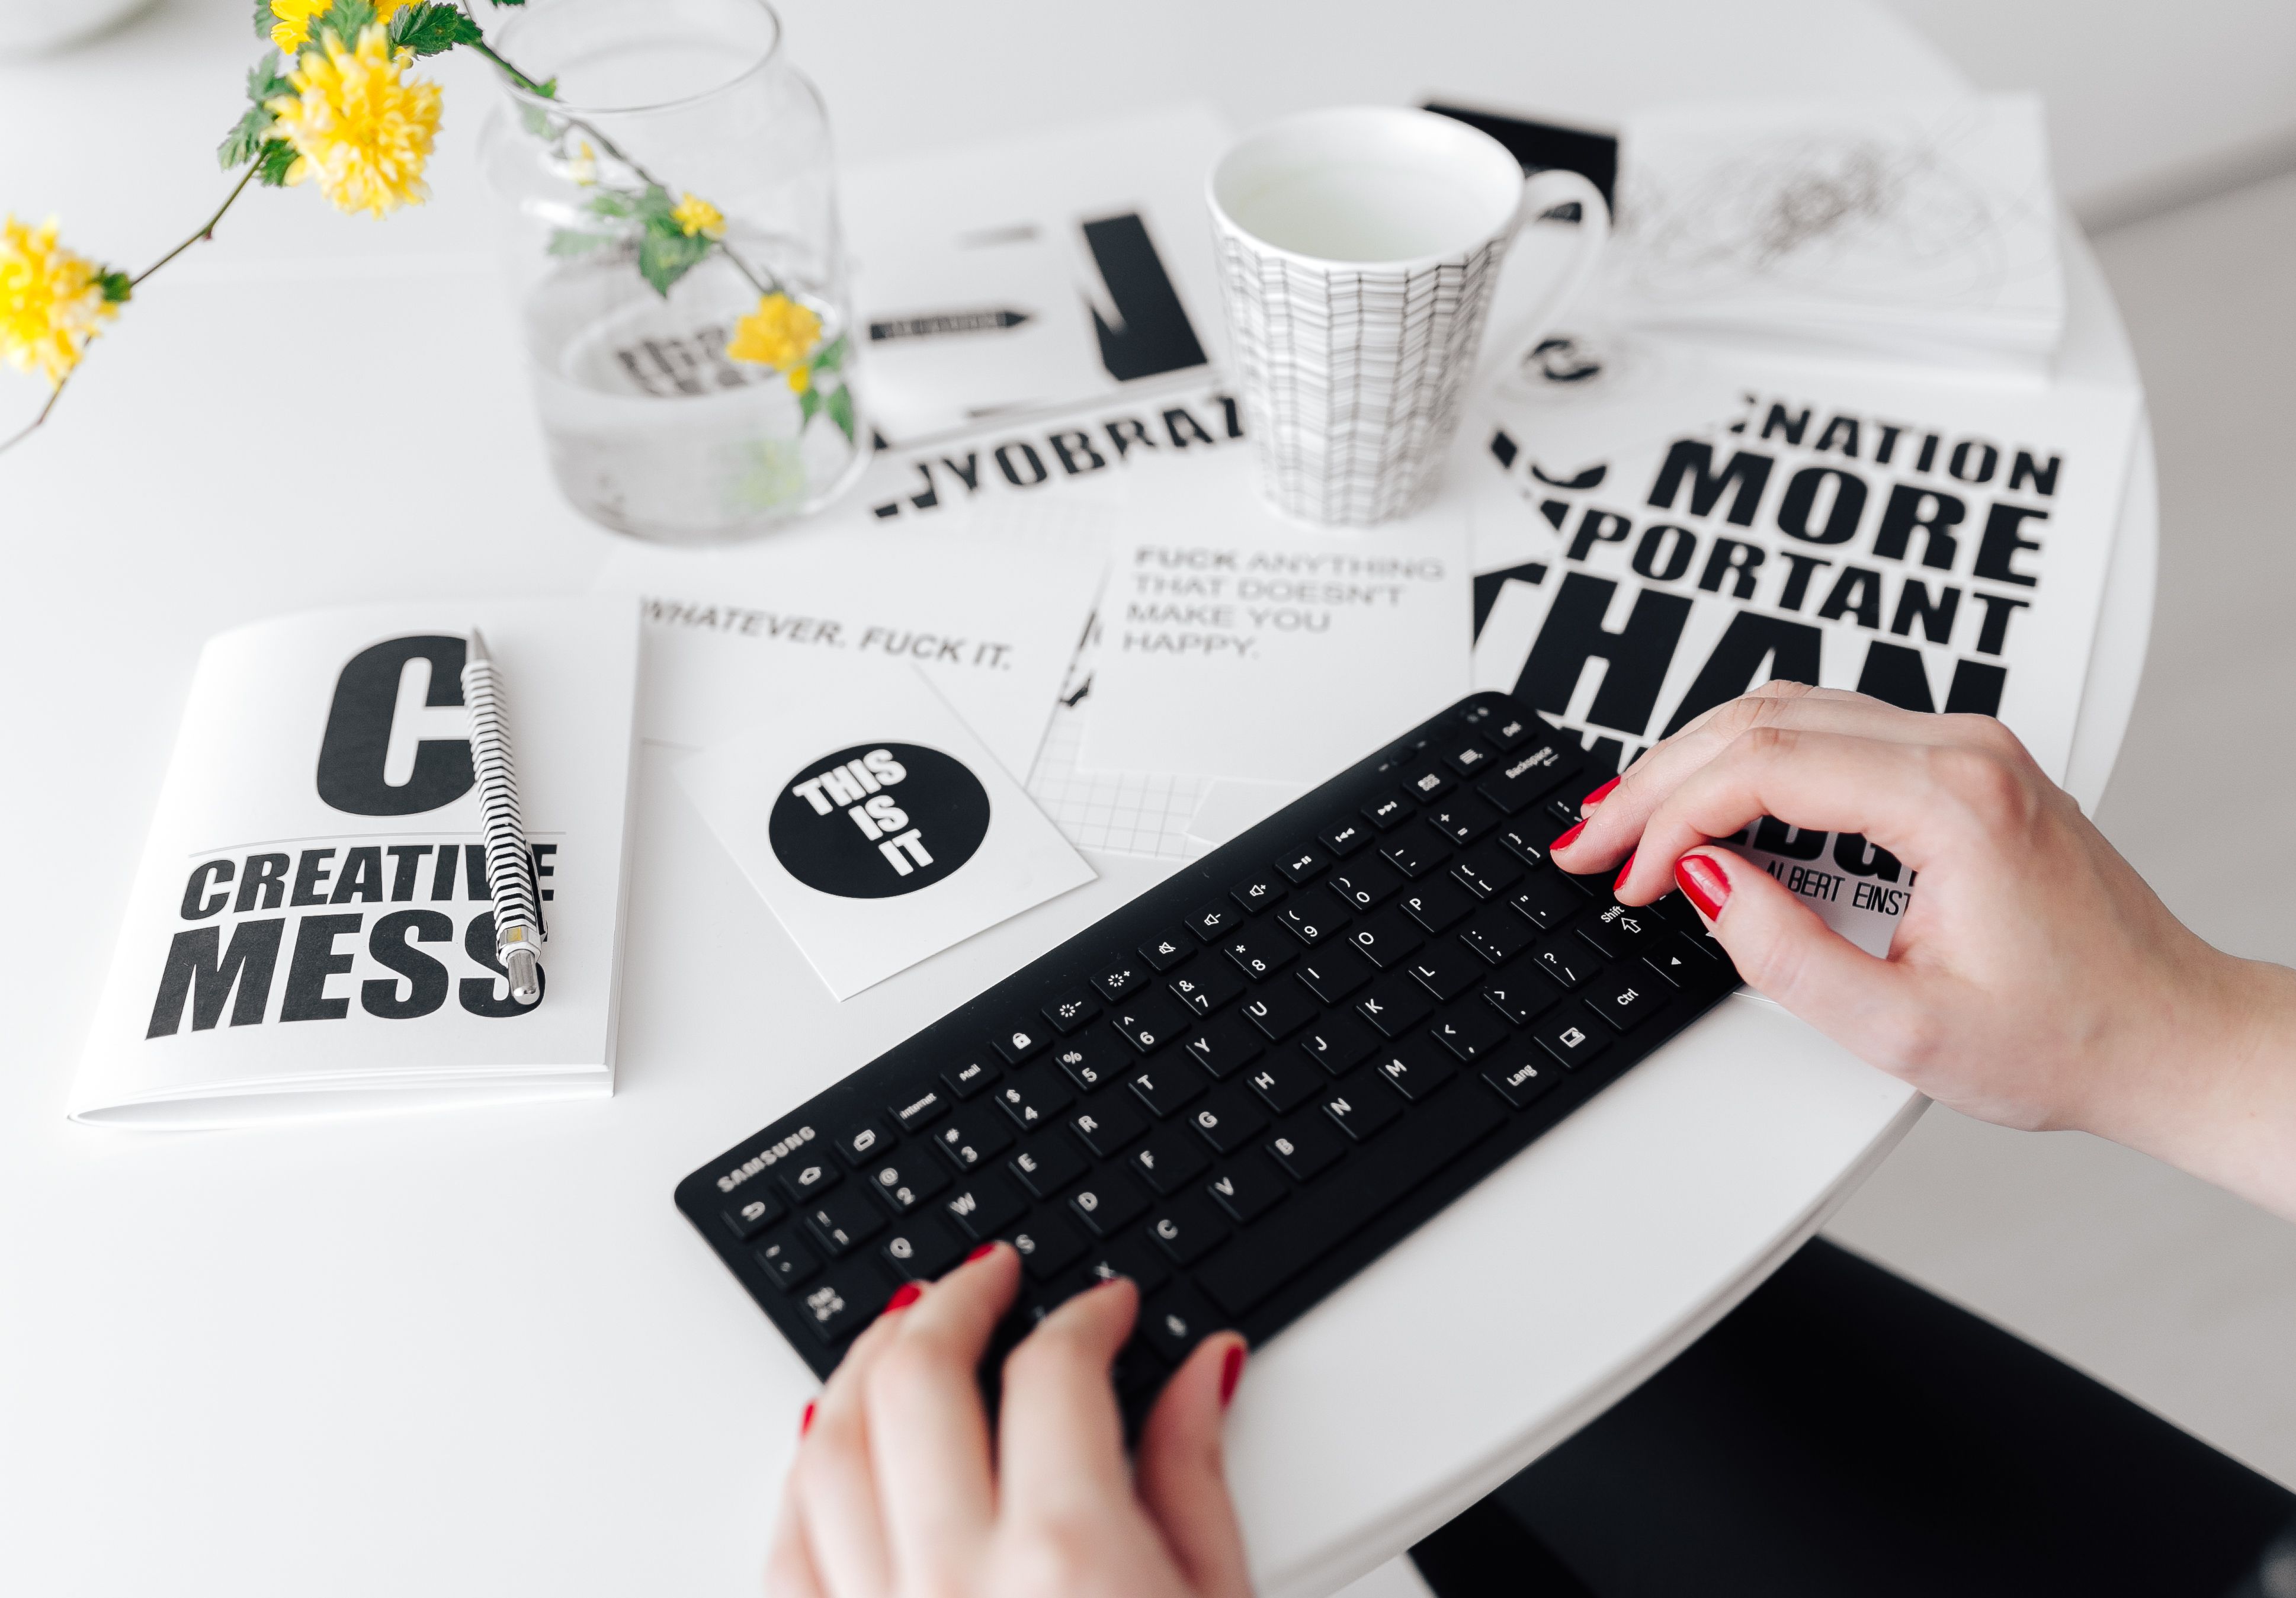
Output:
767,1242,1252,1598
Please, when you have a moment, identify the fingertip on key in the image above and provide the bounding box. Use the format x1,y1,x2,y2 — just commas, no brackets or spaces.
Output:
1580,776,1621,813
1551,819,1586,853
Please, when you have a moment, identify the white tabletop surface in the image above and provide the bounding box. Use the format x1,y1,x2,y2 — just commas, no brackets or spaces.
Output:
0,2,2156,1594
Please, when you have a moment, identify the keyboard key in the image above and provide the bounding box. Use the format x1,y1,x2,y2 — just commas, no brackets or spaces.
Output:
1200,1087,1497,1316
1140,930,1194,971
892,1086,950,1132
1092,960,1149,1002
994,1068,1075,1133
1438,737,1497,777
755,1234,818,1289
1509,872,1585,931
1373,1042,1457,1100
1069,1098,1146,1157
1378,833,1453,879
1187,1088,1268,1154
1042,989,1102,1034
994,1025,1050,1064
780,1157,841,1204
1295,954,1372,1004
1069,1179,1149,1237
1128,1063,1206,1118
1223,926,1299,981
1167,959,1244,1016
1643,943,1699,989
1531,935,1593,990
942,1060,1000,1100
1345,907,1425,969
1009,1209,1088,1279
1298,1013,1378,1076
1423,795,1499,846
1206,1161,1288,1224
1357,975,1434,1038
1361,792,1412,830
1050,1033,1117,1093
722,1191,785,1241
1668,924,1726,962
1587,974,1663,1032
1245,1054,1322,1115
1146,1193,1231,1265
1079,1237,1169,1295
1327,858,1403,910
1276,845,1328,884
1242,983,1319,1042
1534,1012,1609,1071
1429,1003,1509,1062
1278,899,1352,946
1461,907,1535,966
1322,1074,1404,1142
830,1121,892,1168
1544,795,1583,828
799,1277,872,1344
1482,977,1556,1028
1483,1054,1560,1108
943,1173,1028,1240
1496,822,1559,869
1181,1012,1264,1079
1406,942,1483,1003
1398,877,1473,934
1185,900,1242,941
1229,872,1288,914
1399,765,1455,803
1476,743,1583,815
1579,902,1658,958
867,1155,948,1212
1008,1135,1087,1198
1140,1282,1222,1362
932,1113,1013,1171
1109,991,1187,1053
1264,1116,1348,1183
1318,817,1373,856
1451,849,1524,900
1482,713,1537,752
804,1189,887,1256
1129,1130,1210,1194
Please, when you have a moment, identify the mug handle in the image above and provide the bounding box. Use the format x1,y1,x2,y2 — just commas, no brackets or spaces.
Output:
1476,168,1611,386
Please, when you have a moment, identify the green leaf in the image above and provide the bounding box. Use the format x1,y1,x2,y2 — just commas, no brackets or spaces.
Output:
811,332,848,373
547,229,610,256
585,190,637,219
633,184,676,226
635,223,710,297
309,0,376,49
825,384,855,443
488,0,527,6
96,270,134,305
388,2,482,56
254,137,300,188
217,104,275,170
253,0,274,40
517,102,556,139
246,52,292,105
798,385,823,423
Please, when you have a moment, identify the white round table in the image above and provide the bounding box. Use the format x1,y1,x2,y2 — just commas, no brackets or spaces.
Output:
0,3,2154,1594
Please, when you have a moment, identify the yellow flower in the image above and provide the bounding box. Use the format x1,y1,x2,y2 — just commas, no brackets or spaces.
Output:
270,0,411,60
670,193,724,239
786,363,811,394
567,139,598,188
726,291,821,372
266,25,442,219
0,215,123,387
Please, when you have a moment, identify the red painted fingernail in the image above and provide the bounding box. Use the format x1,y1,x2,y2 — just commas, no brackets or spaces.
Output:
800,1400,816,1437
1581,776,1620,811
964,1243,998,1263
1675,854,1730,920
1219,1343,1246,1408
1551,820,1586,852
1613,852,1636,894
883,1281,924,1315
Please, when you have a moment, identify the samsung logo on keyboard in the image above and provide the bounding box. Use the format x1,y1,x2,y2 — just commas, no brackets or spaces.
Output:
719,1125,817,1191
770,743,990,899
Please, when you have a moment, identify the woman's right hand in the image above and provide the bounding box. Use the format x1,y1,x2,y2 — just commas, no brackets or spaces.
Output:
1552,683,2296,1222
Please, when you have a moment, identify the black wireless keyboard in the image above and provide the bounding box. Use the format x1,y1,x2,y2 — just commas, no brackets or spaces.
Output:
675,692,1742,1421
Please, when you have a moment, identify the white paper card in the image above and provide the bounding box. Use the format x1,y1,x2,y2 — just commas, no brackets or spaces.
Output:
70,599,640,1128
674,654,1095,999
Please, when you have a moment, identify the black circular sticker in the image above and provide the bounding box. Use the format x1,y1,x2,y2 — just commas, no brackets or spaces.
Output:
768,743,990,899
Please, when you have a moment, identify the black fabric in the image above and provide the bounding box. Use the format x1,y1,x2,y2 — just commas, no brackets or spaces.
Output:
1410,1237,2296,1598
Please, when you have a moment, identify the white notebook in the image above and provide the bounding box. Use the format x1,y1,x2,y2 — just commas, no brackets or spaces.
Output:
70,598,640,1128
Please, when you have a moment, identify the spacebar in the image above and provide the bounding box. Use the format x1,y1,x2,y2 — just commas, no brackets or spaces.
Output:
1196,1084,1498,1318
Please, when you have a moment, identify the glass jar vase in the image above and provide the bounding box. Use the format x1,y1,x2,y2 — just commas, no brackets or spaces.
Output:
479,0,864,543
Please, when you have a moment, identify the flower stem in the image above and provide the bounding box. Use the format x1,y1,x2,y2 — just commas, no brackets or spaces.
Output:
133,161,261,288
0,373,72,459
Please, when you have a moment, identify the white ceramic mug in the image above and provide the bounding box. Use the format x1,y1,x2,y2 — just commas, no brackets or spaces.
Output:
1208,105,1609,525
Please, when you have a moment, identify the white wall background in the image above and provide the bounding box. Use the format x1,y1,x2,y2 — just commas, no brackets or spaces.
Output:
1883,0,2296,223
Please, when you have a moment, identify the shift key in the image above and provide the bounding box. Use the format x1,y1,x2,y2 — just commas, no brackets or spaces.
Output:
1194,1083,1497,1317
